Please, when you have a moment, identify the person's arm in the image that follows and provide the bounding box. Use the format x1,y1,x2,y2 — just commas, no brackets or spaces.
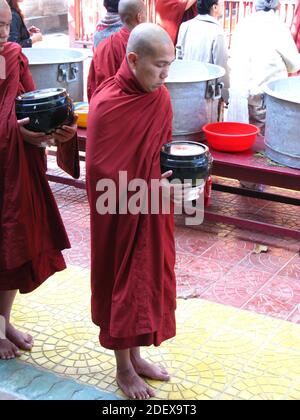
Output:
176,22,187,58
212,33,230,102
184,0,197,11
8,10,32,47
291,1,300,50
276,24,300,73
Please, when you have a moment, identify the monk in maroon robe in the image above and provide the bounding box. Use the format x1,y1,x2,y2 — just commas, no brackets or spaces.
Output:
0,0,79,360
87,0,146,101
155,0,197,44
86,23,184,399
291,0,300,52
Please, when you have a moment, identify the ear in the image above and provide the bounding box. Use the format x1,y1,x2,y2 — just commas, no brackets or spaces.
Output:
127,52,139,69
211,3,218,16
136,12,142,24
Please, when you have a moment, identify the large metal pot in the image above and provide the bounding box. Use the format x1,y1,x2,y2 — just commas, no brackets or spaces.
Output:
165,60,225,141
22,48,87,102
264,76,300,169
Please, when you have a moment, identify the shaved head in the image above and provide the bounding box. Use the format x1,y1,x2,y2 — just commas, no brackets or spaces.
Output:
0,0,12,51
118,0,146,27
0,0,10,11
126,23,175,93
127,23,173,58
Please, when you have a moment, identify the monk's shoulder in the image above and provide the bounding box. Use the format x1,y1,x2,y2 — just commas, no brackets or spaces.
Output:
4,42,22,55
161,85,172,102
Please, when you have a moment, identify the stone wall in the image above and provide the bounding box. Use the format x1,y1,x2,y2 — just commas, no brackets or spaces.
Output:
22,0,68,18
21,0,68,33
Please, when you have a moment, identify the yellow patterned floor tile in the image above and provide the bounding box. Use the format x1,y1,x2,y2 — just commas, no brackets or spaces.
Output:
9,265,300,400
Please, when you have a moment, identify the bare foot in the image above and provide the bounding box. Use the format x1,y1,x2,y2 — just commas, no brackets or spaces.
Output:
116,365,156,400
0,338,21,360
131,356,170,381
6,324,34,351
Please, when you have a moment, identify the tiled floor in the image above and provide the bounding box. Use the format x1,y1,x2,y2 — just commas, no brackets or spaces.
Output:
10,274,300,400
2,161,300,400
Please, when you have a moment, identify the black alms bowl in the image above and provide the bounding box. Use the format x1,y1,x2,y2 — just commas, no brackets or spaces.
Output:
16,88,74,134
160,141,213,187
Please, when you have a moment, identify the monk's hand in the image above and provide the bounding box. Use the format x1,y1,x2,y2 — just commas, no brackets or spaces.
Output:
28,26,41,34
53,116,78,144
18,118,54,148
160,171,197,204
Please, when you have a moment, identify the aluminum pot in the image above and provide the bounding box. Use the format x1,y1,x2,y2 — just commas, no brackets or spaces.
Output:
22,48,87,102
264,76,300,169
165,60,225,141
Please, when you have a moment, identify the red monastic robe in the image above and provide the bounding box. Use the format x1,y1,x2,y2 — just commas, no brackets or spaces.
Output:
155,0,198,44
0,42,79,294
291,1,300,51
86,59,176,350
87,27,130,101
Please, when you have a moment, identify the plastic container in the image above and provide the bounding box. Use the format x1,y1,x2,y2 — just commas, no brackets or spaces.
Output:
202,122,259,152
74,102,89,128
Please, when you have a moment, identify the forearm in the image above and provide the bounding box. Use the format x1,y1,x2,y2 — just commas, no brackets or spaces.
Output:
185,0,196,11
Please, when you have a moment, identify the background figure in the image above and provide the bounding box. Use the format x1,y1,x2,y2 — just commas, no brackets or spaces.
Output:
7,0,42,47
229,0,300,134
0,0,79,360
93,0,123,49
177,0,229,103
229,0,300,192
87,0,146,101
291,0,300,52
156,0,197,44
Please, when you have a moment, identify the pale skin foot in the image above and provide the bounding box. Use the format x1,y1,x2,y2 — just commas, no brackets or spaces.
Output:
130,348,170,381
115,348,156,400
0,338,21,360
0,290,32,356
6,323,34,352
116,365,156,400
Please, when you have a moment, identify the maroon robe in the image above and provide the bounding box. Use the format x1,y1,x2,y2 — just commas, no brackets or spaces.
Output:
87,27,130,101
155,0,198,44
0,42,79,294
86,59,176,350
291,1,300,51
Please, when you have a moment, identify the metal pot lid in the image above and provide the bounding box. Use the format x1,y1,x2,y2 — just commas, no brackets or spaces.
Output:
263,76,300,105
16,88,67,103
161,141,209,157
22,48,88,65
166,60,225,83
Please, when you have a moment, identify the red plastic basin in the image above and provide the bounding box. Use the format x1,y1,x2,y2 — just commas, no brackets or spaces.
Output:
202,122,259,152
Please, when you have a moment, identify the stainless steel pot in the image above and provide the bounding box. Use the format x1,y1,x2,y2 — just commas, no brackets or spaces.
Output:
22,48,87,102
165,60,225,141
264,76,300,169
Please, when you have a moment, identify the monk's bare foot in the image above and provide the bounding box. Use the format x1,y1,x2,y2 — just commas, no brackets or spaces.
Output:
6,324,34,351
0,339,21,360
131,356,170,381
116,366,156,400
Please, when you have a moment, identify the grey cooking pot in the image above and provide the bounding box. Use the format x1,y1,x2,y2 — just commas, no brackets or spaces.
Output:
165,59,225,141
264,76,300,169
22,48,87,102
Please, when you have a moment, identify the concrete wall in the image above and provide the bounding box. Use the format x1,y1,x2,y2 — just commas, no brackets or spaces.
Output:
22,0,68,33
22,0,68,17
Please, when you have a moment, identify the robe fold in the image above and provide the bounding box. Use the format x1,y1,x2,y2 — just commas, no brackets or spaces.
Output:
0,42,79,293
155,0,198,44
86,59,176,350
291,1,300,51
87,27,130,101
